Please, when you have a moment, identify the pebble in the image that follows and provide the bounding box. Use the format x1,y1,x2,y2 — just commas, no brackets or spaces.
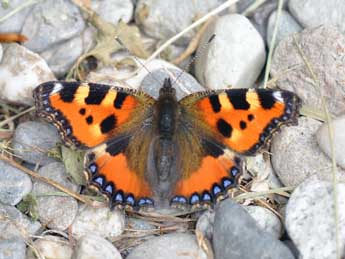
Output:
40,26,96,77
0,44,55,105
316,114,345,170
91,0,134,25
0,44,3,62
266,10,302,48
286,175,345,259
0,0,34,33
270,25,345,116
289,0,345,33
32,162,79,231
0,238,26,259
73,235,122,259
0,160,32,205
213,199,294,259
195,14,266,89
196,209,215,241
71,205,125,240
0,203,41,240
271,117,345,187
30,235,73,259
126,233,207,259
244,205,283,239
22,0,85,53
135,0,220,45
12,121,60,166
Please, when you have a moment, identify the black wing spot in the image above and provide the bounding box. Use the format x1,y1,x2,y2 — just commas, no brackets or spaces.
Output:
60,83,79,102
247,114,254,121
209,95,221,113
226,89,250,110
86,115,93,124
114,92,128,109
239,120,247,130
217,119,232,138
79,108,86,115
100,114,117,134
258,91,276,109
85,83,110,105
202,139,224,158
105,136,130,156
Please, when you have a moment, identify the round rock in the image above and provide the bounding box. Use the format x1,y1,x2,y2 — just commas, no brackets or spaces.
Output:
73,235,122,259
270,25,345,116
22,0,85,52
289,0,345,33
12,121,60,166
32,162,79,231
91,0,134,25
0,238,26,259
30,235,73,259
195,14,266,89
271,117,345,187
0,160,32,205
286,175,345,259
0,44,55,105
71,205,125,240
126,233,207,259
244,205,283,239
266,10,302,48
213,199,294,259
316,114,345,170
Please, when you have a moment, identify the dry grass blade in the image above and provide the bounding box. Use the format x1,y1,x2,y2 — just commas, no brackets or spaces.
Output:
0,106,35,128
0,0,42,24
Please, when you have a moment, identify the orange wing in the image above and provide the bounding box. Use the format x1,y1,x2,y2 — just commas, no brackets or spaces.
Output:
34,81,154,148
180,88,301,155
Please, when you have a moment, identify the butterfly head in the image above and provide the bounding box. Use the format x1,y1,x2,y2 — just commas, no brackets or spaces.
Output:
159,78,176,99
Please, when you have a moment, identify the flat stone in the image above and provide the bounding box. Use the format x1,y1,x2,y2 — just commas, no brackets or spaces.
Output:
71,205,125,240
91,0,133,25
0,160,32,205
22,0,85,52
0,44,55,105
135,0,221,45
73,235,122,259
0,0,34,33
195,14,266,89
244,205,282,239
317,114,345,170
286,175,345,259
32,162,78,231
271,117,345,187
30,235,73,259
266,10,302,48
270,25,345,116
213,199,294,259
0,203,41,240
12,121,60,166
0,238,26,259
127,233,207,259
289,0,345,33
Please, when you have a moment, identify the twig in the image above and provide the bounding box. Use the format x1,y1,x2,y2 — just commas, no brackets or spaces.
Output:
0,106,35,128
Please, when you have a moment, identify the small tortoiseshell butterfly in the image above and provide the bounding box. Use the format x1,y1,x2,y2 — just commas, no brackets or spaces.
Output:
33,78,301,209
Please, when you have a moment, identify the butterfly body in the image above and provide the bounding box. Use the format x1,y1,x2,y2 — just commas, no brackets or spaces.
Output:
33,77,301,210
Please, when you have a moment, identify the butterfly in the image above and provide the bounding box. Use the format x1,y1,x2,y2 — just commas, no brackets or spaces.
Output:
33,78,301,210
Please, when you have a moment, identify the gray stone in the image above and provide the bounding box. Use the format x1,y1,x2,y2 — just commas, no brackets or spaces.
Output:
195,14,266,89
127,233,207,259
135,0,221,45
271,117,345,187
127,218,156,231
266,10,302,48
213,199,294,259
244,205,282,239
196,209,214,240
0,44,3,62
40,26,96,77
0,160,32,205
74,235,122,259
91,0,133,25
0,0,34,33
22,0,85,52
30,235,73,259
0,238,26,259
317,114,345,170
12,121,60,166
0,44,55,105
289,0,345,33
71,205,125,240
270,25,345,116
286,175,345,259
0,203,41,240
33,162,78,231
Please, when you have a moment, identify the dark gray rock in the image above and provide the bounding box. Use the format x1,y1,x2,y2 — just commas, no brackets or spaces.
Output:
213,199,294,259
